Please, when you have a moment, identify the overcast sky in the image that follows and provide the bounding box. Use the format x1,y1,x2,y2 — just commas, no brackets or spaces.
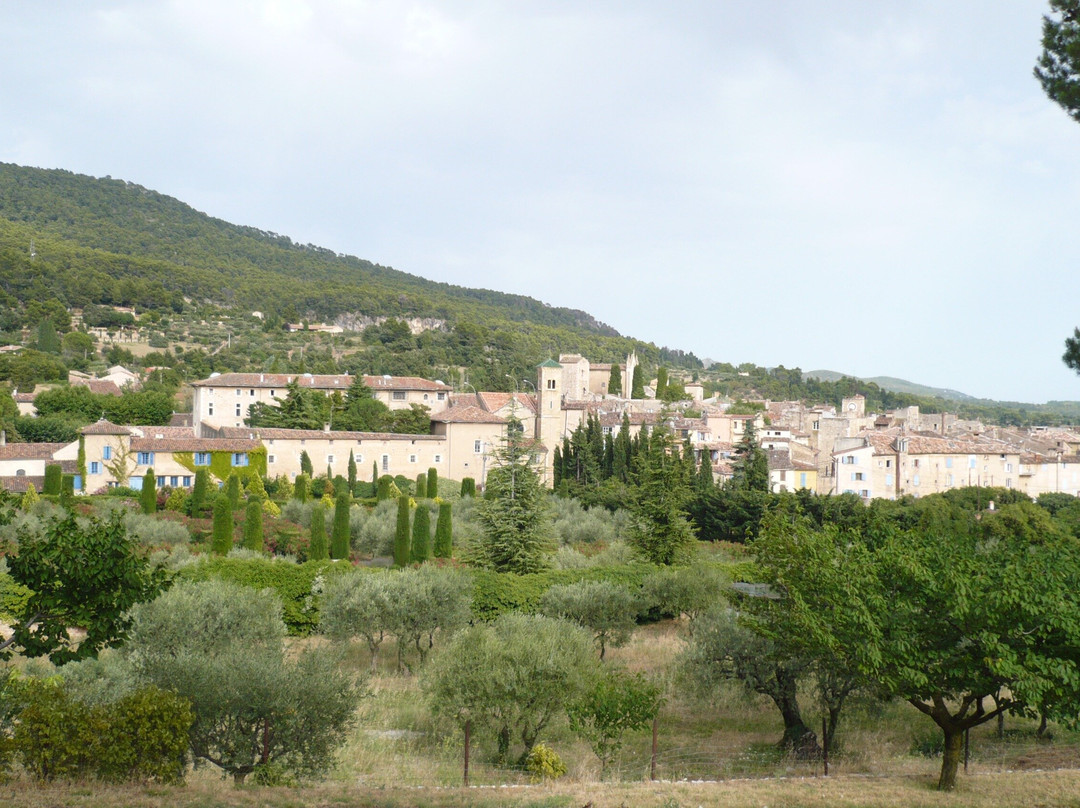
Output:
3,1,1080,403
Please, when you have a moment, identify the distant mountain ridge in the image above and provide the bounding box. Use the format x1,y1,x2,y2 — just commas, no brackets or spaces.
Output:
805,370,976,402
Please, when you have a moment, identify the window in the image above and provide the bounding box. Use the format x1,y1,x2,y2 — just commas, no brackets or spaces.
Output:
392,391,406,401
434,454,442,463
437,392,446,401
235,404,241,417
913,458,920,468
799,472,807,487
236,389,241,397
15,469,24,477
381,455,389,471
409,454,417,463
90,461,101,475
886,474,893,486
841,456,857,465
137,452,155,465
474,440,482,453
945,457,953,468
779,470,786,481
1006,463,1013,473
250,389,255,396
194,452,211,466
853,472,864,481
327,455,335,465
270,389,276,397
812,420,820,430
231,453,249,467
885,459,892,468
208,388,215,396
103,446,112,460
1006,478,1013,488
423,394,429,401
860,489,870,498
913,474,920,487
208,403,214,416
170,476,179,487
969,455,976,469
157,476,166,487
182,476,191,487
268,454,276,464
947,474,954,486
546,379,556,390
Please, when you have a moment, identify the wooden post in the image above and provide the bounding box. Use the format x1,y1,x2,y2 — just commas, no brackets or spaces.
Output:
650,715,658,781
822,713,829,776
464,719,471,786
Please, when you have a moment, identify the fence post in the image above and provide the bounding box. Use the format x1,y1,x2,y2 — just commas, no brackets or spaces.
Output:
464,719,471,786
651,715,658,781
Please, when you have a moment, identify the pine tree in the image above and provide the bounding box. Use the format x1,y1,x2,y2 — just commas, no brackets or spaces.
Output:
226,473,241,511
348,450,357,491
308,504,328,561
427,467,438,499
411,503,431,563
434,502,453,558
394,494,411,567
627,427,696,565
294,473,309,503
211,495,234,555
733,421,769,493
415,472,427,499
141,468,157,514
300,450,313,477
190,468,209,515
242,498,263,552
607,362,622,397
331,492,350,560
631,366,645,399
36,318,61,354
43,463,62,495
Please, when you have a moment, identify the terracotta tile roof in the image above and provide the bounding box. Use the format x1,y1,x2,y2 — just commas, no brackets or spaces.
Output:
169,413,193,427
71,378,123,396
429,404,507,425
215,426,444,442
130,437,262,453
13,393,34,403
767,450,793,471
598,411,659,427
476,392,537,415
190,373,450,392
0,476,45,493
81,419,133,436
0,443,68,460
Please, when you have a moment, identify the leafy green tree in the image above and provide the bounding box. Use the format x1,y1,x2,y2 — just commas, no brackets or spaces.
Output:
189,466,207,518
1,513,163,664
567,669,663,778
225,472,241,511
427,467,438,499
300,450,313,477
321,571,395,670
387,566,472,670
394,494,411,567
539,580,637,660
411,503,431,563
36,318,61,354
43,463,62,496
639,565,727,631
125,580,362,784
140,468,157,514
627,428,696,565
423,613,597,764
434,501,453,558
477,414,552,574
242,498,263,552
308,503,328,561
1036,1,1080,123
211,495,234,555
748,504,1080,790
331,492,350,560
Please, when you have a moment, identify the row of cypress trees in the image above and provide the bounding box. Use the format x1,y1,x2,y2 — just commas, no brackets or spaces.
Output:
393,496,453,566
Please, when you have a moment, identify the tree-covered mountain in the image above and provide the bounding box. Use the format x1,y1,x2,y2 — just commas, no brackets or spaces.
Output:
0,162,705,382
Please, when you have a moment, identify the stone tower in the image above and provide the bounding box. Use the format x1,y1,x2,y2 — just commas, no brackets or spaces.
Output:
623,351,638,399
535,359,563,482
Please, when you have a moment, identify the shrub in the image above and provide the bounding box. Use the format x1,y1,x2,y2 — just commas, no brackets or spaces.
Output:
525,742,566,782
124,512,191,546
93,686,193,783
43,464,62,496
164,488,187,512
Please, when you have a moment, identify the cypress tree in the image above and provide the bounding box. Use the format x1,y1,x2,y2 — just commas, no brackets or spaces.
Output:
211,495,233,555
300,450,313,477
225,473,241,511
76,435,87,492
394,494,411,567
553,445,563,487
190,468,209,515
372,461,379,485
655,366,668,400
43,463,62,495
631,365,645,399
427,467,438,499
242,498,263,552
141,468,157,514
60,474,75,508
460,477,476,497
415,472,427,499
294,473,309,503
348,450,357,491
309,503,328,561
607,362,622,397
331,492,351,560
411,503,431,563
434,501,453,558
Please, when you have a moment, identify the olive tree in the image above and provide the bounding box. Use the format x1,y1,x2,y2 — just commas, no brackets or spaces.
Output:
539,579,637,660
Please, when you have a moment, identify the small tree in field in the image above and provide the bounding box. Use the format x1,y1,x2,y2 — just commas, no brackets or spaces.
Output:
411,504,431,563
140,469,157,514
309,504,328,561
433,502,453,558
539,580,637,660
331,492,350,560
211,495,234,555
568,668,663,778
242,498,263,552
394,494,411,567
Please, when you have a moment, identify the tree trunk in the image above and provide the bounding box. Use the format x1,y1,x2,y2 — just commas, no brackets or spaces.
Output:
938,728,964,791
772,668,821,758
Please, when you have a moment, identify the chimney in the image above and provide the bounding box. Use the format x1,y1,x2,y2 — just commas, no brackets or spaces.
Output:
324,423,331,433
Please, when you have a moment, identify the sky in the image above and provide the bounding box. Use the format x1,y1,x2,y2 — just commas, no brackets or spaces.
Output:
2,1,1080,404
